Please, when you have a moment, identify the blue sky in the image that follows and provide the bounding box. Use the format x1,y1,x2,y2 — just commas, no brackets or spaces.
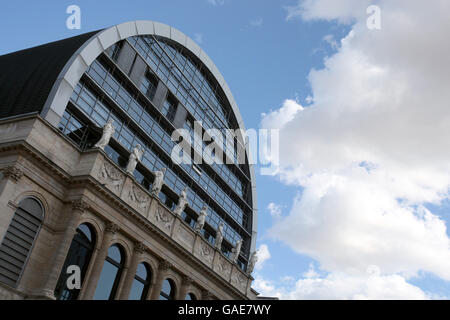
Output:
2,0,449,299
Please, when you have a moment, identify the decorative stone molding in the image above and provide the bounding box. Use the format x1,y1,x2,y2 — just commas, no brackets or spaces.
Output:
230,268,248,293
202,290,214,300
97,160,124,193
173,221,195,250
195,240,214,266
214,255,231,279
134,241,146,254
154,206,173,232
105,222,120,234
182,275,193,286
158,260,172,271
199,241,213,258
71,199,89,213
2,165,24,182
128,185,150,211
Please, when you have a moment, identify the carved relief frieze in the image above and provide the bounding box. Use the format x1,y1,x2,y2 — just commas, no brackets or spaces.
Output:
128,184,150,211
231,269,248,293
214,255,231,279
174,222,195,250
154,206,173,232
97,160,124,193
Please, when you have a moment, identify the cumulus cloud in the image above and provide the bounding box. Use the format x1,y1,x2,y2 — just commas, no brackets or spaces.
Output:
261,0,450,298
254,267,430,300
255,244,271,270
267,202,282,218
260,99,303,130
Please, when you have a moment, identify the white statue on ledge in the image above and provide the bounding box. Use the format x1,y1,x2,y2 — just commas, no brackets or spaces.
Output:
126,144,144,174
231,239,242,263
215,222,224,249
195,206,208,232
151,168,166,196
247,250,258,274
94,119,115,150
173,187,188,216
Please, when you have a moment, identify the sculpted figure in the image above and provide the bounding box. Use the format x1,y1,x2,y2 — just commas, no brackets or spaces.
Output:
173,188,188,215
195,206,208,232
231,239,243,263
151,168,166,196
126,144,143,174
94,119,115,150
247,250,259,274
215,222,224,249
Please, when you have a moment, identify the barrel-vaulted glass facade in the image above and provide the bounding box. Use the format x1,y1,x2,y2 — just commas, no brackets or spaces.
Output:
57,34,254,269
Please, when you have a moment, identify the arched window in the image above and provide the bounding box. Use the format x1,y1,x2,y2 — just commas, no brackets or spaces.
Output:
128,262,151,300
185,293,197,300
0,198,43,287
94,244,125,300
159,278,175,300
54,223,96,300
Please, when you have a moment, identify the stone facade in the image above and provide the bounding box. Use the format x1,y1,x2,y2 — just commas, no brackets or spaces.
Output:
0,115,257,300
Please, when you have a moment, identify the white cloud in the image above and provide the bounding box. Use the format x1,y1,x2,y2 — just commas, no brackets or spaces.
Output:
255,244,271,270
267,202,282,218
254,268,430,300
323,34,339,51
260,99,303,130
302,263,320,279
260,0,450,298
285,0,370,23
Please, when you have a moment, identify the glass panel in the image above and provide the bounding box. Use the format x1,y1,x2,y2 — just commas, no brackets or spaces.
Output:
54,224,95,300
107,245,122,264
135,263,147,279
185,293,197,300
160,279,172,298
93,261,119,300
128,280,145,300
77,224,92,243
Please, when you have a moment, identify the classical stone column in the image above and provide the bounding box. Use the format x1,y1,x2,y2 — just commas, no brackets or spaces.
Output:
176,276,193,300
117,242,145,300
148,260,171,300
40,199,88,299
81,222,119,300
